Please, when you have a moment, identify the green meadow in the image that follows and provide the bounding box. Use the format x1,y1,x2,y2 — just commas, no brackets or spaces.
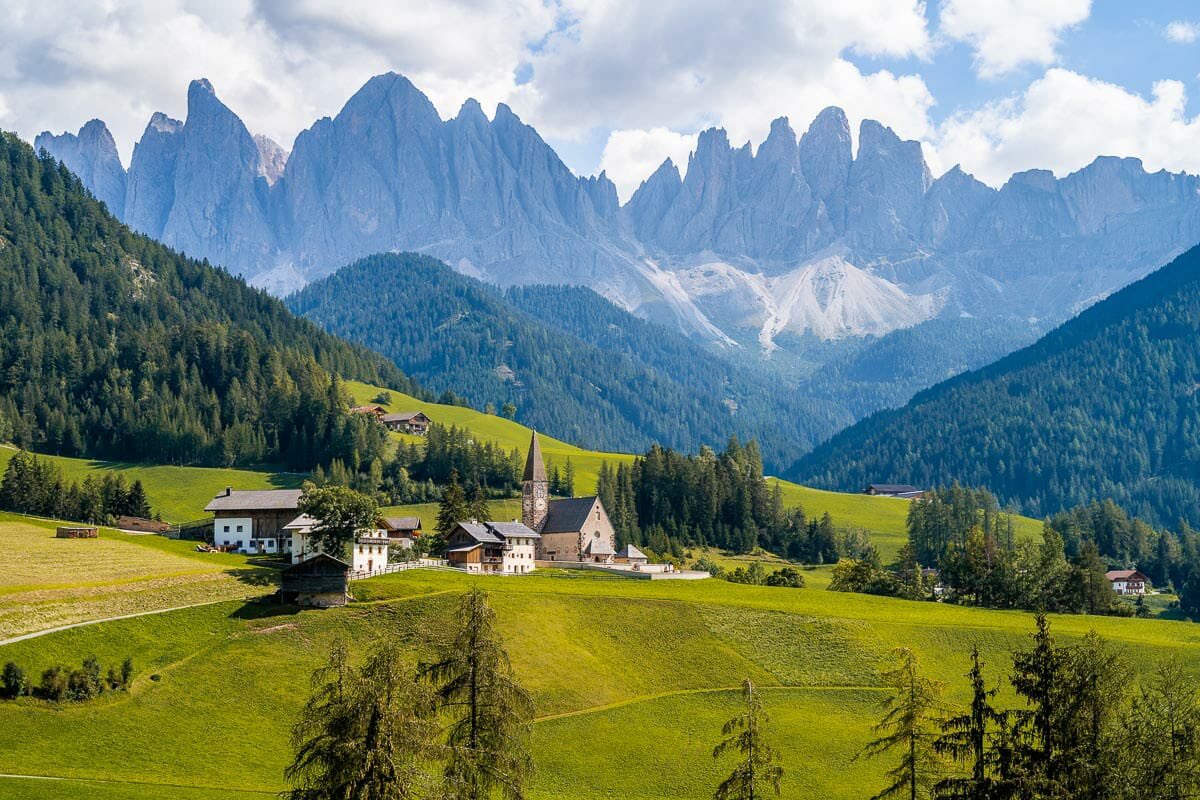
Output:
1,566,1198,800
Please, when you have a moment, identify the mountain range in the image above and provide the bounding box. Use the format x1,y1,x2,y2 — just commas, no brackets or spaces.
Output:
35,73,1200,360
792,243,1200,527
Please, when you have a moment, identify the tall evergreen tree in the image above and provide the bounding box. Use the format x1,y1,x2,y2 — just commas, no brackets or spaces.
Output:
422,587,534,800
934,647,1013,800
285,640,438,800
861,647,944,800
437,470,470,540
712,679,784,800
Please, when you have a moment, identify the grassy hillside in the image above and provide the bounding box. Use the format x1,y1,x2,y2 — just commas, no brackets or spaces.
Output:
348,380,1043,558
1,567,1197,799
0,513,272,640
0,445,303,523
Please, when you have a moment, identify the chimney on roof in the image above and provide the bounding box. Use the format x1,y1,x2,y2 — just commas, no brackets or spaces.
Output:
223,486,232,496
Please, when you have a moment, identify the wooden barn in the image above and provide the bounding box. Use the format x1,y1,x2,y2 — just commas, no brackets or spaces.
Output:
279,553,350,607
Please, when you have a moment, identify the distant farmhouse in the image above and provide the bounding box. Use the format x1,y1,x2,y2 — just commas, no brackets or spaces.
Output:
863,483,924,499
205,488,303,555
445,431,618,574
382,411,431,435
380,516,422,548
1106,569,1148,596
350,405,432,435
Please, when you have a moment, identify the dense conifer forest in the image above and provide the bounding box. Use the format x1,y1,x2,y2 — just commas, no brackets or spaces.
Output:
0,133,420,470
286,252,849,471
793,244,1200,528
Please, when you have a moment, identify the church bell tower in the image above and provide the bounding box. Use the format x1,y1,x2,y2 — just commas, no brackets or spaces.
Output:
522,431,549,531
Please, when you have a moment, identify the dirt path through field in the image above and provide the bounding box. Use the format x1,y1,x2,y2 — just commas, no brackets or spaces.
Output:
0,598,230,648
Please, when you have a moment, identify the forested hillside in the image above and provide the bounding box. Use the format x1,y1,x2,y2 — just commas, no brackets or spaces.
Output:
0,133,420,469
792,244,1200,527
287,253,848,469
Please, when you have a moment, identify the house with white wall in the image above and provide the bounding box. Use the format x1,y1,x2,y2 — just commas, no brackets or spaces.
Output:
205,488,302,555
445,521,539,574
284,514,391,575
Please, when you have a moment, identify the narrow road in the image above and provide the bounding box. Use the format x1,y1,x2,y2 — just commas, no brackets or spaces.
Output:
0,599,232,648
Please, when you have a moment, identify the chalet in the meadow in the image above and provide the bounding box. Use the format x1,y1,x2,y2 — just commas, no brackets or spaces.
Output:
380,516,422,547
204,488,303,555
381,411,432,435
350,404,387,419
863,484,924,499
280,553,350,607
1105,569,1148,596
445,521,539,574
284,514,390,575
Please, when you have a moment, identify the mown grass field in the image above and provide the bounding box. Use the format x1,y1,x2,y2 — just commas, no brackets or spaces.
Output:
3,563,1199,800
0,513,275,640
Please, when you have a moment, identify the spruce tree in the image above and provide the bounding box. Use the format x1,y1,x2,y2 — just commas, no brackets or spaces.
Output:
437,469,470,539
860,647,944,800
934,647,1011,800
467,482,491,523
712,678,784,800
423,587,534,800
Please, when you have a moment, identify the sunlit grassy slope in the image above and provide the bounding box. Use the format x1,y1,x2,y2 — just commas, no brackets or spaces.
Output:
2,567,1197,800
0,445,303,523
348,380,1044,558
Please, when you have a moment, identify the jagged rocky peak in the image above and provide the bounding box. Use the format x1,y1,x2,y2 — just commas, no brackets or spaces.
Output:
845,118,932,249
125,112,185,238
253,134,288,185
757,116,799,164
798,106,852,228
34,119,127,218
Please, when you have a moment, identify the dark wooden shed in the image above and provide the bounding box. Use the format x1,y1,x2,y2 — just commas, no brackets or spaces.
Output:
280,553,350,607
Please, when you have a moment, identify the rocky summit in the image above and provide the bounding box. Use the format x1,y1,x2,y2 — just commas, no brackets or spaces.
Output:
36,73,1200,355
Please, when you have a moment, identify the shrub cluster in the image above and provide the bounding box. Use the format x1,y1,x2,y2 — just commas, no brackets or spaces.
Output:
2,656,133,702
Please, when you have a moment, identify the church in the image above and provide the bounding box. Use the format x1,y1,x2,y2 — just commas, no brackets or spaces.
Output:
521,431,618,563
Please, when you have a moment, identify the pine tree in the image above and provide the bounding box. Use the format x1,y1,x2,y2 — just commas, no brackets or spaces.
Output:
860,647,944,800
712,678,784,800
562,458,575,498
422,587,534,800
1122,658,1200,800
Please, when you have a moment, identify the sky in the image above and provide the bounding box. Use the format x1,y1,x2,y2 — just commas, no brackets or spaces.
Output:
4,1,1200,202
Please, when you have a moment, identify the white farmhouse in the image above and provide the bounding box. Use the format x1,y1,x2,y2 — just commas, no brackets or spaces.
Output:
284,514,391,575
204,488,302,555
444,521,539,574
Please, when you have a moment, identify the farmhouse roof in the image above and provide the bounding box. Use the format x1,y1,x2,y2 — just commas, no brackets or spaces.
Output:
381,516,421,531
866,483,920,494
205,488,303,513
523,430,547,482
485,521,540,539
282,552,349,574
382,411,427,423
454,522,505,545
617,544,648,560
541,496,599,533
1105,569,1147,582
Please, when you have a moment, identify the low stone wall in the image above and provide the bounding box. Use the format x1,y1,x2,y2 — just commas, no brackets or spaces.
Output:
55,526,98,539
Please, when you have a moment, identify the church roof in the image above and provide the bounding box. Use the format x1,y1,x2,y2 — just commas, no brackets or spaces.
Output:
541,496,599,533
523,431,547,483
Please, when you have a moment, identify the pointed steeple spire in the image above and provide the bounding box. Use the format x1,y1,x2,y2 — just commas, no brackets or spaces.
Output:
523,430,547,482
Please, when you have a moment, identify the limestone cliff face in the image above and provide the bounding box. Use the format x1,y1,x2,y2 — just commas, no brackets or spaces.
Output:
35,73,1200,348
35,120,127,218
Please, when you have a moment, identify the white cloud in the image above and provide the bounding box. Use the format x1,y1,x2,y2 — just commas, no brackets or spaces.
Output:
1164,20,1200,44
0,0,557,164
940,0,1091,78
932,68,1200,186
598,128,698,201
518,0,934,186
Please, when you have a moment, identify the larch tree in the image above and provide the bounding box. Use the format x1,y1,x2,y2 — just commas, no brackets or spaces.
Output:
285,640,438,800
860,647,944,800
712,678,784,800
422,587,534,800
